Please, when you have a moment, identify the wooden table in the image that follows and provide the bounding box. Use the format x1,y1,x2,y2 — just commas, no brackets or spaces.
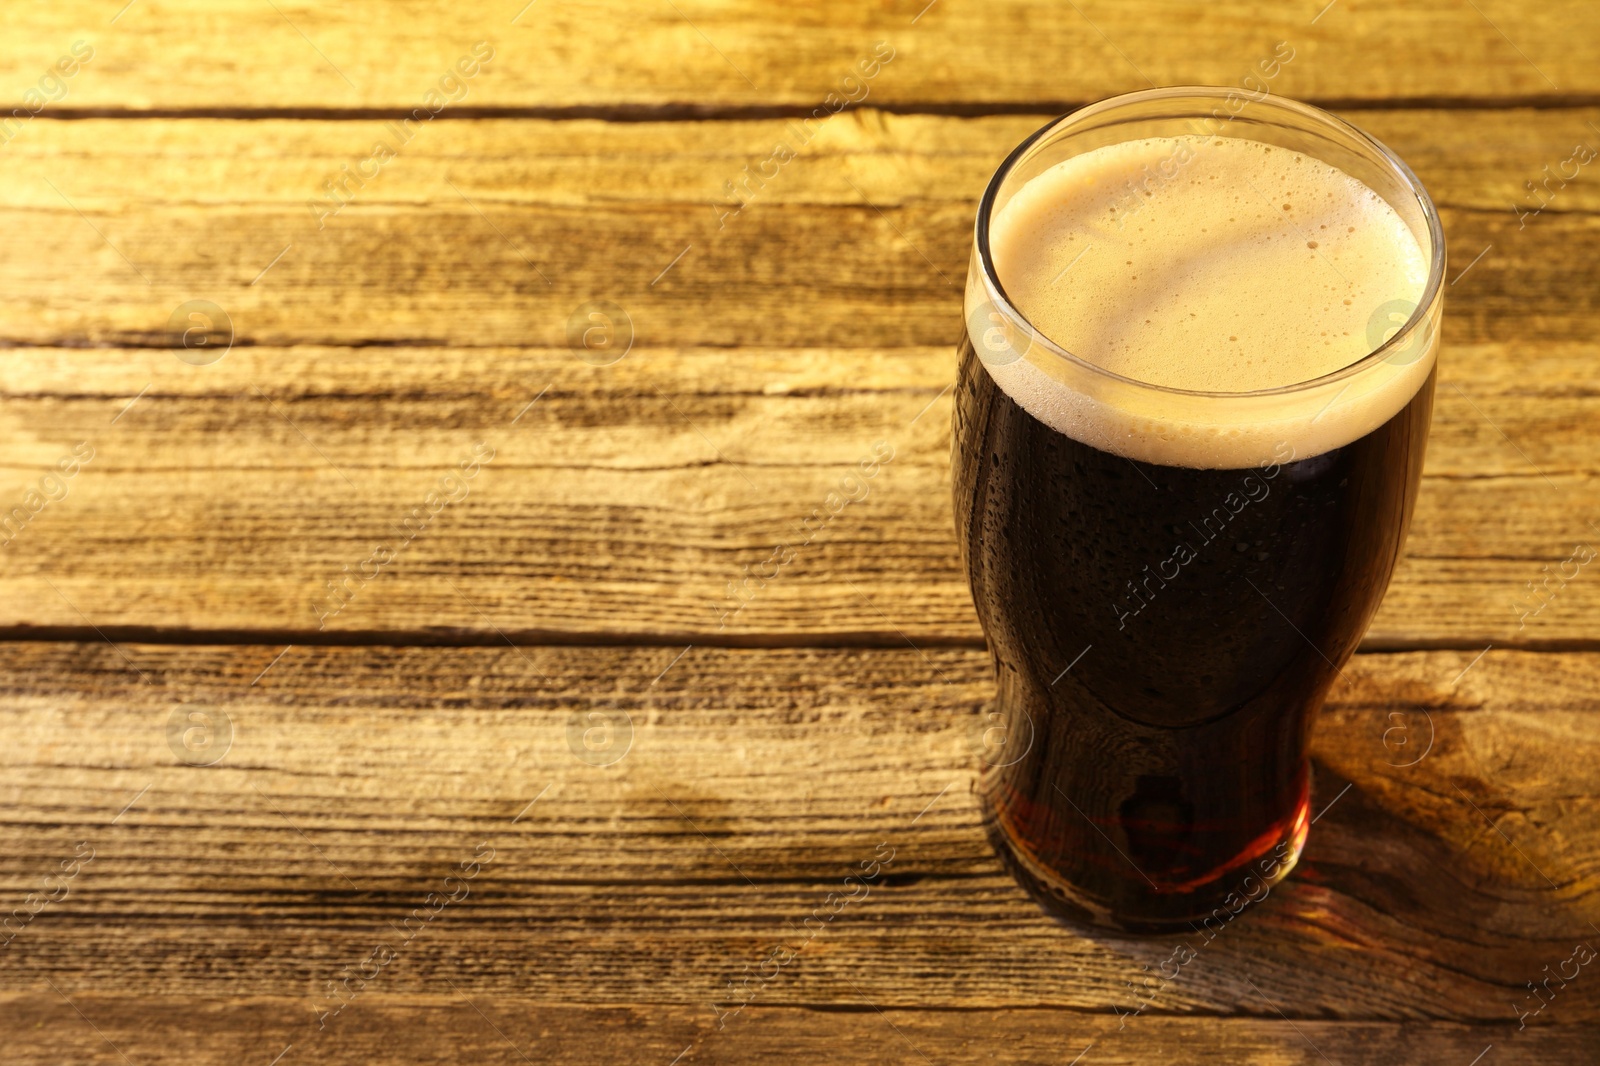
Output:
2,2,1597,1062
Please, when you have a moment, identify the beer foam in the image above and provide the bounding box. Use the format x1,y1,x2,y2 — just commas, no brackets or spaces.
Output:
973,135,1436,467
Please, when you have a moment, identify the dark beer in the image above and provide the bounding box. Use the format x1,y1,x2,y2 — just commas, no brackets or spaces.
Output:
954,335,1433,930
955,92,1444,931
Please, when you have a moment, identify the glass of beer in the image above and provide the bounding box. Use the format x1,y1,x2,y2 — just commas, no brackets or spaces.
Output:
954,87,1444,932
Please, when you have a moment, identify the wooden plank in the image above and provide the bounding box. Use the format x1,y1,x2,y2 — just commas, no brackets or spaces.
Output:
1,341,1597,644
0,110,1594,350
4,1,1595,112
1,643,1596,1024
0,997,1586,1066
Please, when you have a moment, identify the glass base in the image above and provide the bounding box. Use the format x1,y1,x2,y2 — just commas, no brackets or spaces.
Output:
979,769,1311,935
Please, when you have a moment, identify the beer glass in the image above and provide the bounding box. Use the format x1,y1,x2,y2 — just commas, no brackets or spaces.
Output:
953,88,1444,931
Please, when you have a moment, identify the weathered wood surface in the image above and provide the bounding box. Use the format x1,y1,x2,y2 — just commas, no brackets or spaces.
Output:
0,113,1597,644
1,644,1596,1026
1,998,1590,1066
4,0,1595,112
0,337,1596,645
5,0,1599,1061
0,111,1595,351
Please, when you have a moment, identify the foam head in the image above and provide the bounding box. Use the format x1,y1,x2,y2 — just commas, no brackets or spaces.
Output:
968,134,1438,468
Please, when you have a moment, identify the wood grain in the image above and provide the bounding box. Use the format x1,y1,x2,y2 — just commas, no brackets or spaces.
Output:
4,1,1595,112
6,4,1599,1059
0,111,1595,350
0,997,1587,1066
0,111,1594,649
1,643,1596,1023
1,340,1596,645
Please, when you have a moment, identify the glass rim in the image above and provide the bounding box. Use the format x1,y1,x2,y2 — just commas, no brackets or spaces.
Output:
973,85,1447,401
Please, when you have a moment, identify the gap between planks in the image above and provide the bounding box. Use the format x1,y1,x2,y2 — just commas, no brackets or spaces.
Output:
15,94,1600,123
0,625,1591,653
